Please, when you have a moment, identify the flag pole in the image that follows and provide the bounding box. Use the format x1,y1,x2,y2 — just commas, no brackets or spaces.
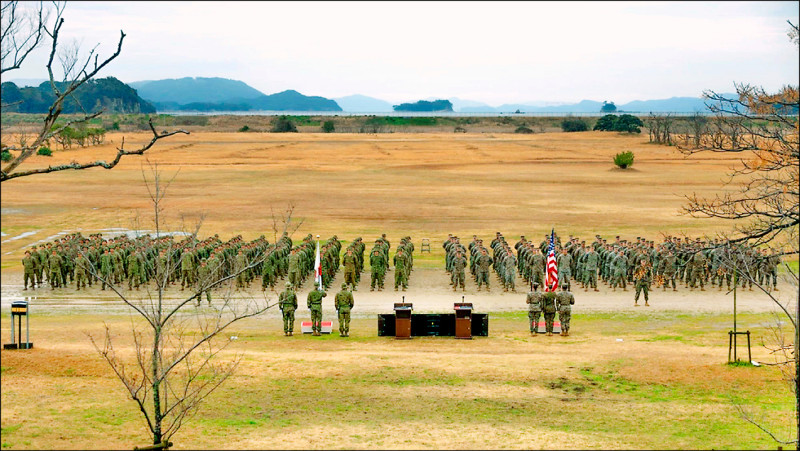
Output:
315,234,321,288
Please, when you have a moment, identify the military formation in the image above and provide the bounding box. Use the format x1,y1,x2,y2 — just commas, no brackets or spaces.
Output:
442,232,782,301
19,232,420,338
20,231,781,339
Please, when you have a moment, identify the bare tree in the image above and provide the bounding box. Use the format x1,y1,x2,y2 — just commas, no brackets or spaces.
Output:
87,163,276,449
680,20,799,446
270,201,305,244
0,1,188,182
0,0,48,74
646,112,675,145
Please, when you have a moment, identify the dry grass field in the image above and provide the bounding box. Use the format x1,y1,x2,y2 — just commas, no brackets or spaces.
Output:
1,130,748,256
1,131,796,449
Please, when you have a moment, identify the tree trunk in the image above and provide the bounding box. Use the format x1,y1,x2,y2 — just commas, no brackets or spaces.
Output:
152,325,162,445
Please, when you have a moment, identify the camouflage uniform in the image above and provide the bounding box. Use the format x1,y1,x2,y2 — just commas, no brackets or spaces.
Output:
583,249,599,291
393,250,408,291
542,292,558,336
335,283,354,337
476,251,493,291
452,252,467,291
279,282,298,335
556,287,575,336
369,249,387,291
342,249,358,291
307,283,327,336
22,251,36,290
74,253,90,290
526,291,543,335
634,260,653,306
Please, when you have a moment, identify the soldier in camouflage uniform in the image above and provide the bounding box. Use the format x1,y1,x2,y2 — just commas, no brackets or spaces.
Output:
335,282,354,337
234,249,248,290
610,250,628,291
279,281,298,336
307,281,327,336
22,250,36,290
393,248,409,291
526,289,543,336
342,247,358,291
687,247,707,291
74,252,91,291
48,249,62,289
556,247,572,290
288,247,302,289
583,247,599,291
127,249,141,290
530,247,545,291
195,259,213,306
634,259,652,307
542,291,558,336
556,283,575,337
659,249,678,291
37,245,48,287
369,248,387,291
452,250,467,291
476,248,493,291
502,249,517,292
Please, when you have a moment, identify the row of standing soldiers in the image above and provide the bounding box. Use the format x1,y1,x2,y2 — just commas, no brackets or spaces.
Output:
526,284,575,336
559,235,781,293
443,234,497,291
278,281,355,337
21,232,419,297
441,232,782,303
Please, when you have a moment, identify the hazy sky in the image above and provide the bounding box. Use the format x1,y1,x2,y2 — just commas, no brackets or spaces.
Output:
6,1,799,105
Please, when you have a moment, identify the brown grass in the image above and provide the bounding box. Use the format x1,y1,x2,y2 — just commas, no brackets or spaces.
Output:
1,131,746,267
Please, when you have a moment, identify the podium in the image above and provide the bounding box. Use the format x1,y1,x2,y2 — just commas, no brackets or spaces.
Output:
4,301,33,350
393,303,413,339
454,302,473,339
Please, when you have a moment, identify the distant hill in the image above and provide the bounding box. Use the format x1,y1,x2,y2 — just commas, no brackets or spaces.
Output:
247,90,341,111
5,78,48,87
617,96,734,113
334,94,393,112
128,77,342,112
394,99,453,112
129,77,266,105
158,89,342,112
456,96,737,114
1,77,155,114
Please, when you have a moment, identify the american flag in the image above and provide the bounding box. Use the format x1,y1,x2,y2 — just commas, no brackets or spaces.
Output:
544,229,558,292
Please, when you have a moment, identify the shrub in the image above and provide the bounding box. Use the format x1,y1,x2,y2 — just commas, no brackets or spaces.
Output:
111,121,120,130
593,114,618,131
615,114,644,134
453,126,467,133
271,116,298,133
37,146,53,156
322,120,335,133
238,125,251,132
1,149,12,162
594,114,643,134
561,118,589,132
613,151,635,169
514,125,534,134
